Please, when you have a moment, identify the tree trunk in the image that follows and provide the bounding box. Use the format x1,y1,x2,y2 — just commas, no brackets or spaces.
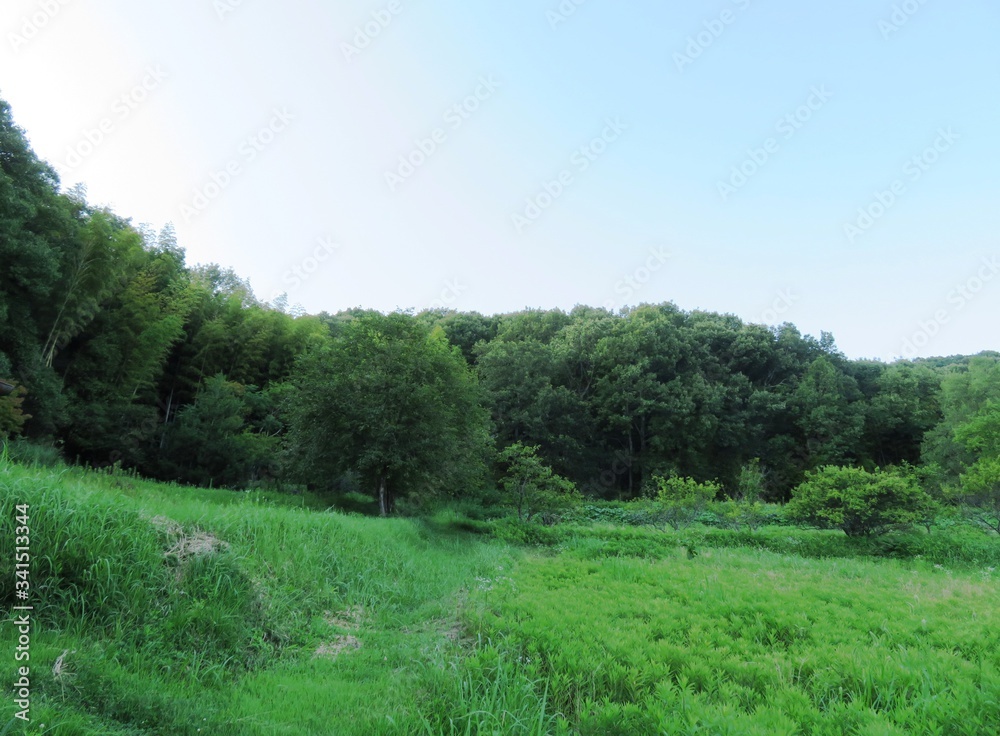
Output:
378,475,391,517
159,384,175,450
627,430,635,498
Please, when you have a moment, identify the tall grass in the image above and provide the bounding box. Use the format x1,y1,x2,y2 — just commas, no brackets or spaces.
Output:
417,638,566,736
0,460,541,734
5,457,998,734
464,546,1000,735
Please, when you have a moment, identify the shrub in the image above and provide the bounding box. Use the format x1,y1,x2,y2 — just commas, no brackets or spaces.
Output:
716,499,769,532
648,475,721,530
498,442,580,522
737,458,767,501
786,465,936,537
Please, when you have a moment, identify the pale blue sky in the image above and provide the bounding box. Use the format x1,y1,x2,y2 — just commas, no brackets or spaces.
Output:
2,0,998,360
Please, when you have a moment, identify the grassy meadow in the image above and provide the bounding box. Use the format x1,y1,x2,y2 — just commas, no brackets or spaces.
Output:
2,460,999,735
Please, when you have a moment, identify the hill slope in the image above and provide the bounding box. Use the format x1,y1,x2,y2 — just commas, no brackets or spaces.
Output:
0,461,549,735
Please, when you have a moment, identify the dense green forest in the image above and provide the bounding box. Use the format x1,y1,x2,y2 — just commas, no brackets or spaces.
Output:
2,96,999,515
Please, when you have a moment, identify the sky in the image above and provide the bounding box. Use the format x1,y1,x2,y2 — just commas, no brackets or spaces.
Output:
1,0,998,361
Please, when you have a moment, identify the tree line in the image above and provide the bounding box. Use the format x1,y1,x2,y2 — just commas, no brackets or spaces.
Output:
2,95,998,516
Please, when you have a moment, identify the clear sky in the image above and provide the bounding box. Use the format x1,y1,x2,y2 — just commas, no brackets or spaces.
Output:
2,0,998,361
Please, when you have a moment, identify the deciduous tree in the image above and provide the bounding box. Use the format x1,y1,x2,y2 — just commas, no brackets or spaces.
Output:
287,313,491,514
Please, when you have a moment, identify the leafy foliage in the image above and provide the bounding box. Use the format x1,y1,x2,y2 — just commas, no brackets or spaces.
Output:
0,380,29,439
922,357,1000,478
716,459,770,532
787,465,936,537
157,375,276,488
649,475,721,530
286,312,491,514
958,456,1000,533
4,90,1000,523
497,442,580,522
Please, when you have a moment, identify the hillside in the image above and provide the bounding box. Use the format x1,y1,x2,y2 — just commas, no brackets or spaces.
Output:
0,460,533,735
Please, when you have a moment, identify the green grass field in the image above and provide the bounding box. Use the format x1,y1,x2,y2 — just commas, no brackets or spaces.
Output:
470,550,1000,735
2,461,999,734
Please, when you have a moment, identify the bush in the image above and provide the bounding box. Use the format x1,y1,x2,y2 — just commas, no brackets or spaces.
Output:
786,465,936,537
648,475,721,530
498,443,580,522
715,499,770,532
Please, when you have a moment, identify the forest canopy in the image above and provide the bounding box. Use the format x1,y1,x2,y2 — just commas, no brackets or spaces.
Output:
2,95,998,511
